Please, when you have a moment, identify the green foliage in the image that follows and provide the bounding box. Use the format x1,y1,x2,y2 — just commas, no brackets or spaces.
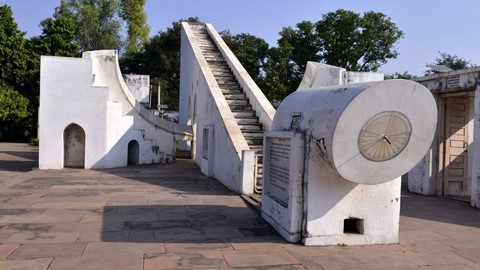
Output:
221,31,270,83
385,71,417,80
120,0,150,54
121,17,200,110
316,9,403,72
55,0,122,51
259,9,404,101
278,21,320,80
0,84,30,122
261,46,295,103
0,5,29,87
36,17,79,57
426,52,476,74
30,137,39,146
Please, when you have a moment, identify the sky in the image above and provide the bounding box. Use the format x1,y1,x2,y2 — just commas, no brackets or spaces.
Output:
2,0,478,76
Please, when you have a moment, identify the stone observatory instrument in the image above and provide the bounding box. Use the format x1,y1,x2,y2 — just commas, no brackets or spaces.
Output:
261,79,437,246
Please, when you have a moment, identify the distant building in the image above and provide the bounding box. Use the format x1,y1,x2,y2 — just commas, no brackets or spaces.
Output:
408,67,480,209
123,74,150,108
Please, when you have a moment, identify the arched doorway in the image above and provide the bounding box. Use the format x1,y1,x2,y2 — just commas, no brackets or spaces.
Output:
64,123,85,168
128,140,140,165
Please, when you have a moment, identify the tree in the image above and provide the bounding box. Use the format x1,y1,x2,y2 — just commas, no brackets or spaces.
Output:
0,84,29,122
426,52,475,74
261,46,294,104
120,0,149,54
261,9,404,102
221,31,269,83
121,17,201,110
36,17,79,57
385,71,417,80
316,9,403,71
55,0,123,51
278,21,320,81
0,5,29,87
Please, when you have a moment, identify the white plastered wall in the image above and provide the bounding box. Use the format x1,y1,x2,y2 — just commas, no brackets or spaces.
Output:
39,50,191,169
179,24,250,193
408,68,480,208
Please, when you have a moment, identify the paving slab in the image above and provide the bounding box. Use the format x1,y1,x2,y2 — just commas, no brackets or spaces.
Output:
0,244,18,259
83,242,165,256
222,249,299,267
49,253,143,270
4,232,81,244
144,251,228,269
0,143,480,269
8,243,86,259
0,257,53,270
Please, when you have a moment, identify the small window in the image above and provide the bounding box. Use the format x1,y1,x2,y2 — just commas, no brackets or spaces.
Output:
202,128,209,160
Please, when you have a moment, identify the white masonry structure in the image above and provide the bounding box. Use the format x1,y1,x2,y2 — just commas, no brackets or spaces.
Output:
39,50,192,169
261,64,437,245
408,67,480,208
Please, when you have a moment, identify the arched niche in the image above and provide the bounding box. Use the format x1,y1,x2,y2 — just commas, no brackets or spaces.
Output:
64,123,86,168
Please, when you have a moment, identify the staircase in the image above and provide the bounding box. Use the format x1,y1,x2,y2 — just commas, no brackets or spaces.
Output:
191,25,264,193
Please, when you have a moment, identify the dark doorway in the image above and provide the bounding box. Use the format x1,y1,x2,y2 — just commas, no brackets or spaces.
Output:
128,140,140,165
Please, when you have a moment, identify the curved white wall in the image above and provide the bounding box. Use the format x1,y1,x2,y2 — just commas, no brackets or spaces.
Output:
39,50,192,169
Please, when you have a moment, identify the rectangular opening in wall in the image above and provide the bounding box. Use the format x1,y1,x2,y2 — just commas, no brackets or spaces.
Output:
202,128,208,160
344,218,364,234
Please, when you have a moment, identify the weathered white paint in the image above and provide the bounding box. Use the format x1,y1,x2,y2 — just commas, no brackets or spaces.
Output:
472,85,480,207
63,123,85,168
205,24,276,130
39,50,192,169
264,77,437,245
409,67,480,208
274,80,437,184
123,74,150,108
297,62,384,90
179,23,274,194
261,131,305,242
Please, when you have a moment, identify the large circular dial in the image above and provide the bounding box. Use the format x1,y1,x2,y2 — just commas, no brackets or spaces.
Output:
358,111,412,162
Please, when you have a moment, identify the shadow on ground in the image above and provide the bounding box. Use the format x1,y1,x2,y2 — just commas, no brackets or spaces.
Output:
400,191,480,228
94,161,280,244
0,150,38,172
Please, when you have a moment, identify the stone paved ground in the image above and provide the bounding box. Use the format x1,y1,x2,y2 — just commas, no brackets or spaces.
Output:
0,142,479,269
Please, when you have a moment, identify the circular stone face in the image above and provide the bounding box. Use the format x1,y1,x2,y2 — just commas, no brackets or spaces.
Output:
358,111,412,162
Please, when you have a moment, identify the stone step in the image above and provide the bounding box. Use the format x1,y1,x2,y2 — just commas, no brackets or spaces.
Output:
210,66,230,71
243,131,264,138
224,93,246,100
249,147,263,153
213,72,233,77
204,54,223,60
221,87,242,93
246,138,264,146
210,65,230,71
204,54,223,59
239,124,263,131
207,59,226,64
229,104,252,111
227,99,249,106
232,111,255,118
218,81,240,87
217,79,238,85
236,118,259,124
202,50,218,54
212,72,232,77
203,52,223,57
